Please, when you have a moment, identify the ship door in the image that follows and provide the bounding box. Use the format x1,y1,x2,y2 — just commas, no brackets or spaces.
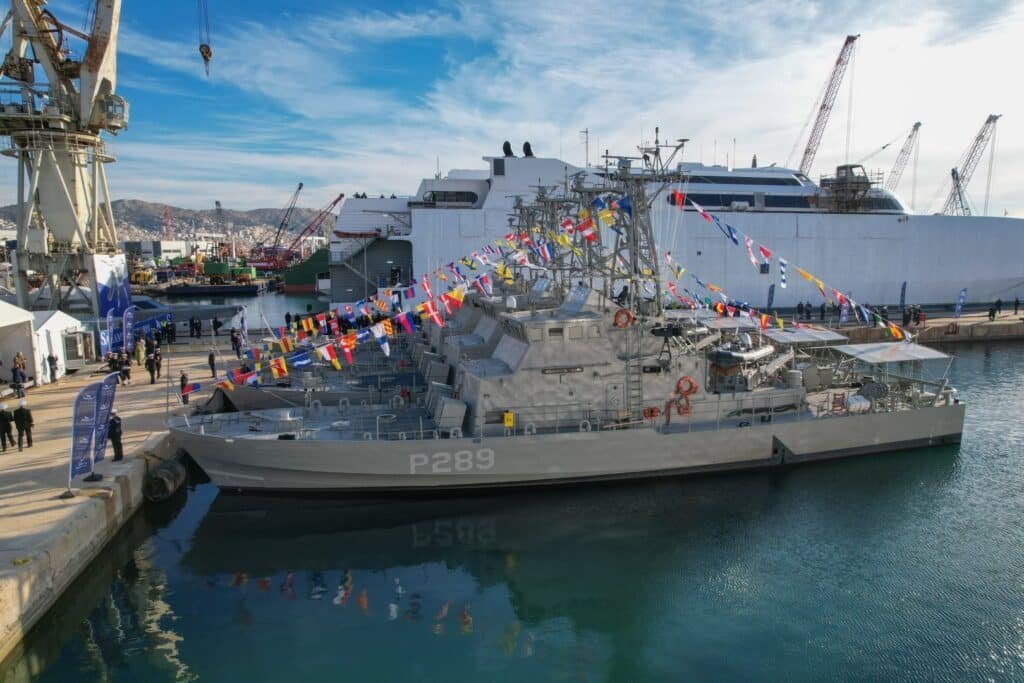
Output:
604,382,624,417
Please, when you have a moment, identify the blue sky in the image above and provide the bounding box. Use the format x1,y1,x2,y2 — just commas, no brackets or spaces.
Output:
2,0,1022,215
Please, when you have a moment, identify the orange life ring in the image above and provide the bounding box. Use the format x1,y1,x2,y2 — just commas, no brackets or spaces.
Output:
664,375,699,422
613,308,635,329
642,406,661,420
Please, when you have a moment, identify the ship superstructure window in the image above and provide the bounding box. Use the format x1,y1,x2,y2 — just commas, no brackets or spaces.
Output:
685,175,801,186
548,327,564,340
493,159,505,176
421,191,479,204
567,326,583,340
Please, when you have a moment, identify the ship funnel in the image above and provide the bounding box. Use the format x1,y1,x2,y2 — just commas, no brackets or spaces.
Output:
502,141,514,157
523,141,534,157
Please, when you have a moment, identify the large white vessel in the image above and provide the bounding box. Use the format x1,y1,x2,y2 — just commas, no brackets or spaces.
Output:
328,146,1023,310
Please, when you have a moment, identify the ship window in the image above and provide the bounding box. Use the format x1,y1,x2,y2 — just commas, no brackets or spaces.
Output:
548,327,564,340
764,195,813,209
567,326,583,339
685,175,801,186
421,191,478,204
493,159,505,176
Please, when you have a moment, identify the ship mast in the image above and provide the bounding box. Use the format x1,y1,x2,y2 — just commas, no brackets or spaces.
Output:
597,129,686,319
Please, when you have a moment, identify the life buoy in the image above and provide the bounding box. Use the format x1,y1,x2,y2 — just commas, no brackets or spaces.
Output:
613,309,635,329
642,406,661,420
665,375,699,423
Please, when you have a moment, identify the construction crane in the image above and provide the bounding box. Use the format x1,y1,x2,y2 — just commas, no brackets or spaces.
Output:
273,193,344,270
267,182,304,260
884,122,921,192
797,35,859,176
941,114,1001,216
162,206,173,240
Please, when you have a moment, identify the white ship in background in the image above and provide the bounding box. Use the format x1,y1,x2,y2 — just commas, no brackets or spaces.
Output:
328,144,1023,310
328,36,1020,311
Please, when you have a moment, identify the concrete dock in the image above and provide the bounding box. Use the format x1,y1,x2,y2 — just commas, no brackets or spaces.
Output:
0,342,228,666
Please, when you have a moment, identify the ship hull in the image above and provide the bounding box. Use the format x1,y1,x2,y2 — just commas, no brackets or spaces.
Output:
171,404,964,492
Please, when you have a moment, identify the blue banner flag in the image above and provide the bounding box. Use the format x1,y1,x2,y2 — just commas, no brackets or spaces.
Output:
100,309,113,356
70,382,101,478
121,305,136,352
291,352,312,368
766,284,775,311
954,288,967,319
92,372,119,463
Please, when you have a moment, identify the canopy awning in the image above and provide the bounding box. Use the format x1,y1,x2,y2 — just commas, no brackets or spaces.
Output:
832,342,949,363
764,326,847,344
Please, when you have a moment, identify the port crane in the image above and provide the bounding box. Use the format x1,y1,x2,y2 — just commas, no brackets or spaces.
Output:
249,181,301,264
271,193,344,270
796,34,859,176
942,114,1001,216
0,0,128,317
884,122,921,193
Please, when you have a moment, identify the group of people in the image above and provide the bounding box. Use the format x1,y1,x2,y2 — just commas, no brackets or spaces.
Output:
795,301,832,322
988,297,1021,321
0,401,33,451
901,305,927,328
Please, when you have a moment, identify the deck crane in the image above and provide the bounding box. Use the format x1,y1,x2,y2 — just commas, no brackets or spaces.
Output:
273,193,344,270
941,114,1001,216
797,35,859,176
884,122,921,193
266,182,304,261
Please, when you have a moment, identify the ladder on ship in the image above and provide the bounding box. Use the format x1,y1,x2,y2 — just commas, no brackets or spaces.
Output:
625,325,644,419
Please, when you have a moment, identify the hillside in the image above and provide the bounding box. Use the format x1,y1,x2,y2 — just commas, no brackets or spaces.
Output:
0,199,334,241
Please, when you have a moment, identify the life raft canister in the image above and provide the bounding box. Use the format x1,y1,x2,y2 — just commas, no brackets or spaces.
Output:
613,308,635,329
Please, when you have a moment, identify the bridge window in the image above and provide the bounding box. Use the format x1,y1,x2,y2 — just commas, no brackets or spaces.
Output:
421,191,479,204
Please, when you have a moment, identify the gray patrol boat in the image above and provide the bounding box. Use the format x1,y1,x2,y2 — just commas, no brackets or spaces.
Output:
169,142,965,492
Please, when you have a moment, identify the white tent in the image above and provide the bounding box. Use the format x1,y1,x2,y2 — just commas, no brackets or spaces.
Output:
32,310,85,383
0,300,36,385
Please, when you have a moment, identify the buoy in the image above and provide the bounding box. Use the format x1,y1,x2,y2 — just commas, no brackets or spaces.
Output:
613,308,635,329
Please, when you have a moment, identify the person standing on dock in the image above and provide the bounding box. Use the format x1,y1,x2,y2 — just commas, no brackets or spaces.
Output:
11,365,25,399
180,370,190,405
13,400,32,451
1015,297,1020,316
212,317,221,336
145,354,156,384
46,353,58,383
0,403,13,452
154,349,163,379
108,408,123,461
208,349,216,378
285,312,292,328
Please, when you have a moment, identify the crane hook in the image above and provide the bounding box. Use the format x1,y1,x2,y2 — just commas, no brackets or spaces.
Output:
199,44,213,76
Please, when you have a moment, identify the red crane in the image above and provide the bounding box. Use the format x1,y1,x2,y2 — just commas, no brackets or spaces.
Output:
798,35,859,176
272,193,344,269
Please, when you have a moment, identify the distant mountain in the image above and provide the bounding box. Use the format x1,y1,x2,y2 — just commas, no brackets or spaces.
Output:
0,199,333,236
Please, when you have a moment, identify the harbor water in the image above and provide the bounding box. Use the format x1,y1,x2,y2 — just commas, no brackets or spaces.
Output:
4,342,1024,682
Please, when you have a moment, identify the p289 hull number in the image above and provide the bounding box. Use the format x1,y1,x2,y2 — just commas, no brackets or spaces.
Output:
409,449,495,474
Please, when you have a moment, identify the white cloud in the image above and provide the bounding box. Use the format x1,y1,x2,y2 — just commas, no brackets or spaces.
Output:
0,0,1020,218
